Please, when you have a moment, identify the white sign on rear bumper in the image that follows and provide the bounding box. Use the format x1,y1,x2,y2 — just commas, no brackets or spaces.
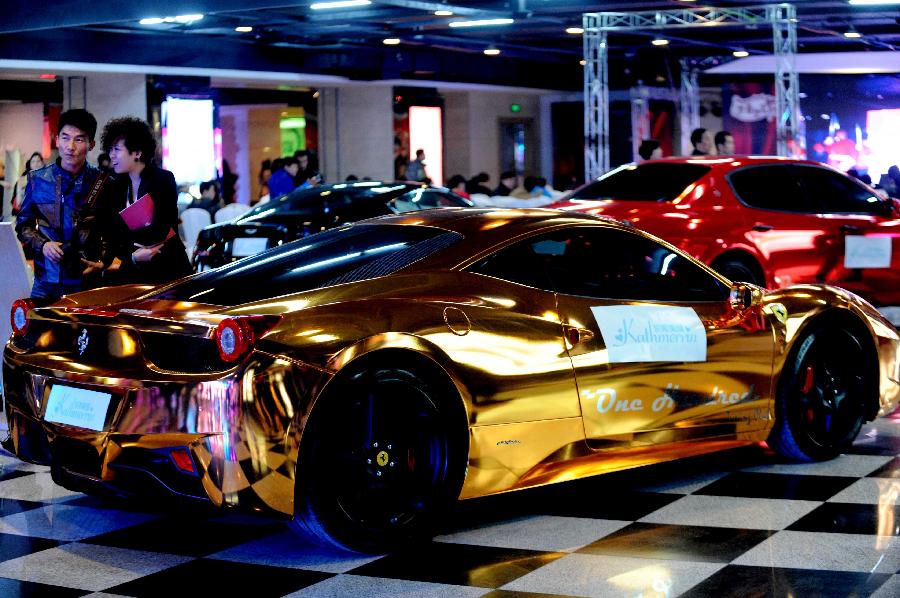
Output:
44,385,112,431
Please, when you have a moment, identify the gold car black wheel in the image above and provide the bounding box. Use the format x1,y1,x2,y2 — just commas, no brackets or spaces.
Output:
770,324,867,462
294,366,461,553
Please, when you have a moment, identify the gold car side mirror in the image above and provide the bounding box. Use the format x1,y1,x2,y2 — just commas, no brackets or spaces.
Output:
729,282,762,311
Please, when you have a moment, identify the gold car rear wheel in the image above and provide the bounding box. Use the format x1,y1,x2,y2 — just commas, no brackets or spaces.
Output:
294,366,459,553
770,323,868,462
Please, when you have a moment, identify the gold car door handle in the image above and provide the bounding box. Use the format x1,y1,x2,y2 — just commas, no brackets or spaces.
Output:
563,325,595,347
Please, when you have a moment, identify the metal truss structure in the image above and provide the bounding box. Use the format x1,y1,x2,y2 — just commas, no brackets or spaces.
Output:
583,4,800,180
679,59,700,158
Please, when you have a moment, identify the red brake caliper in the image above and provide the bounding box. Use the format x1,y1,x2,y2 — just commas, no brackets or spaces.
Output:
802,366,814,394
802,366,815,422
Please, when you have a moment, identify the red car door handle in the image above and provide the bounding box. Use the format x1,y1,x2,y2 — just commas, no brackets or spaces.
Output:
752,224,774,232
840,224,861,234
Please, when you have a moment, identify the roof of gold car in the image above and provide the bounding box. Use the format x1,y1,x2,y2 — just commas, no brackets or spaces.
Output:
373,206,614,231
366,207,628,270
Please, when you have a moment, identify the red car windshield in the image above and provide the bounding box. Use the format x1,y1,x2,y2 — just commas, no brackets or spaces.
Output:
570,163,711,202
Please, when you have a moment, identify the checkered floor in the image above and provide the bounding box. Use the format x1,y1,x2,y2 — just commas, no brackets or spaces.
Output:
1,414,899,598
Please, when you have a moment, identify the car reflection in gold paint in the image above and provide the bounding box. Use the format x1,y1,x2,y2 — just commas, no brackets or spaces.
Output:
3,208,899,553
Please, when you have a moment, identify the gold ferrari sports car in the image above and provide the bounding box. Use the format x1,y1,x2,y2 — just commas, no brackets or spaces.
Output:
4,208,900,553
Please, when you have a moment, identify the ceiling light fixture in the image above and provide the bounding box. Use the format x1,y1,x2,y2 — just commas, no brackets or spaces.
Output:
140,14,204,25
844,28,862,38
848,1,900,5
566,27,584,35
651,37,669,46
732,49,749,57
310,0,371,9
434,10,454,16
235,26,253,32
484,46,501,56
383,37,401,45
449,18,515,28
579,59,587,66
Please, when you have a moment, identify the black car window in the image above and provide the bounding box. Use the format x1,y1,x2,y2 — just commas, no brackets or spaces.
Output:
467,235,556,291
328,195,392,222
798,166,884,215
417,190,472,208
470,227,728,302
149,224,461,306
238,188,326,222
728,165,814,212
570,163,711,202
237,184,414,223
387,189,472,213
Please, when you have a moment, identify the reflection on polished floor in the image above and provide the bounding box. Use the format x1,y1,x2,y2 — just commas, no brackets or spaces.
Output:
0,413,898,598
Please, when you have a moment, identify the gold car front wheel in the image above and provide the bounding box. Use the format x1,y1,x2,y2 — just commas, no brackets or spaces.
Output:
292,365,461,553
769,320,870,462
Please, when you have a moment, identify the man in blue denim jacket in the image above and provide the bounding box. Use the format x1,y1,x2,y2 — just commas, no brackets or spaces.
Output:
16,109,108,303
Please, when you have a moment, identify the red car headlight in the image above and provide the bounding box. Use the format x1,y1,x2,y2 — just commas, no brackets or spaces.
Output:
10,298,35,337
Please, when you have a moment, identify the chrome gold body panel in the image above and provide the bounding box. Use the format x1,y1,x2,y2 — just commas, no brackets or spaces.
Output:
4,209,899,525
761,284,900,417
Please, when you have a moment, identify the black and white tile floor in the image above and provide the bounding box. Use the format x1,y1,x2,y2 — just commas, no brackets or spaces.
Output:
1,412,899,598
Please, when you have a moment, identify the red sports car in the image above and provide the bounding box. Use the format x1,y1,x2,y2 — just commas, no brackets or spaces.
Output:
551,157,900,305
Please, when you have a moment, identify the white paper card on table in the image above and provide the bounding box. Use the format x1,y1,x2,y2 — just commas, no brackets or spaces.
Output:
844,236,891,269
590,305,707,363
44,384,112,431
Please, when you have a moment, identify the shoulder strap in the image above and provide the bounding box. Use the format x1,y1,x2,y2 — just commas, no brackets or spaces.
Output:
83,172,110,209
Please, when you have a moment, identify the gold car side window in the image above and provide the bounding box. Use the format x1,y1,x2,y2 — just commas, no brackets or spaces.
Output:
471,227,728,302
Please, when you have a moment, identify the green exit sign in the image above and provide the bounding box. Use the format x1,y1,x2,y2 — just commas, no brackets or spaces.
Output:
509,103,522,113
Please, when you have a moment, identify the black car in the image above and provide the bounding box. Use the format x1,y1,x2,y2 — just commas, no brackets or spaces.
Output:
192,181,473,270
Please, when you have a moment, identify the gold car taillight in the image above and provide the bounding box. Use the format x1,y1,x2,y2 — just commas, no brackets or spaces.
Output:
10,298,34,337
215,315,282,363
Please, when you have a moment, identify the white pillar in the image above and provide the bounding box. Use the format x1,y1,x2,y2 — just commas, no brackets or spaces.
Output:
220,106,251,205
63,73,148,162
442,91,470,181
318,85,392,183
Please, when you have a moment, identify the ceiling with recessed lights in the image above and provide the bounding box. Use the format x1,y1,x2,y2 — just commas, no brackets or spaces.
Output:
1,1,898,90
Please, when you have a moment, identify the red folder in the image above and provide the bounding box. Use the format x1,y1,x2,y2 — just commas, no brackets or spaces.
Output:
119,193,154,231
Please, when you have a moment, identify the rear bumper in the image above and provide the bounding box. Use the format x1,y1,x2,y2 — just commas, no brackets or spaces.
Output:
4,407,211,502
2,349,331,518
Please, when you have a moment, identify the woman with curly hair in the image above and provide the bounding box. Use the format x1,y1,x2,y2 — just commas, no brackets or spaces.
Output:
99,116,191,285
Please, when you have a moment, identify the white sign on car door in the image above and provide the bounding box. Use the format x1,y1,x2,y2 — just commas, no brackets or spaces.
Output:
590,305,707,363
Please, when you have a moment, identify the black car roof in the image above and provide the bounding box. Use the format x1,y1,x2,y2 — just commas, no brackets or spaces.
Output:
235,181,454,223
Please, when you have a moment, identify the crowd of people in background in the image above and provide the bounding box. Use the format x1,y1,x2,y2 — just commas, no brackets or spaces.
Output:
256,149,321,205
443,171,563,203
401,146,571,204
9,108,900,308
639,127,735,162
